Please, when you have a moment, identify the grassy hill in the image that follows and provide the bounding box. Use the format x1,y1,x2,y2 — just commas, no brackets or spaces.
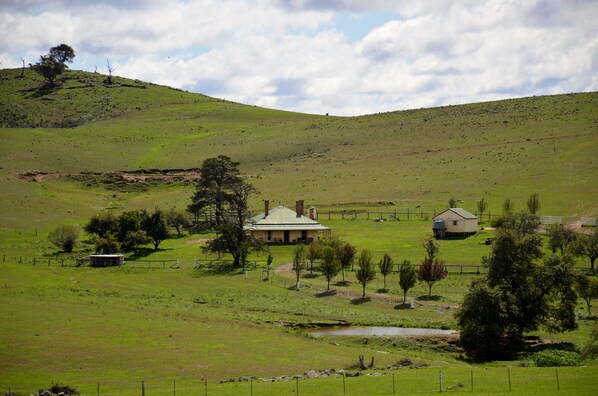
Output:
1,67,597,232
1,68,598,394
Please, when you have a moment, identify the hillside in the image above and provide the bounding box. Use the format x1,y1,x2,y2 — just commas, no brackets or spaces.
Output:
1,68,597,229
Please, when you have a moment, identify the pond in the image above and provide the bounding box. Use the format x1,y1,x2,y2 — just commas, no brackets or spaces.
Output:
307,326,457,338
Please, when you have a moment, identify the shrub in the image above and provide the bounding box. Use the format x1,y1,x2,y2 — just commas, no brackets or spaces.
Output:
531,349,581,367
48,224,79,252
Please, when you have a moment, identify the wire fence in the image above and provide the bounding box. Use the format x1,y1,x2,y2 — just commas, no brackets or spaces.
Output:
3,366,595,395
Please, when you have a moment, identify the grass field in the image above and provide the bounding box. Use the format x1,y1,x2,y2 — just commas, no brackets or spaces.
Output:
1,68,598,393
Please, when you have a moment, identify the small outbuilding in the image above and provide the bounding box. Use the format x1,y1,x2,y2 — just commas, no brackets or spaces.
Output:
432,208,478,238
89,254,124,267
244,200,331,244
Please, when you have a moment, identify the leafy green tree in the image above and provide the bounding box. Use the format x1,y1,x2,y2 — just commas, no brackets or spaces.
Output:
422,236,440,260
29,54,67,85
356,249,376,298
477,197,488,223
378,253,394,290
458,218,578,360
292,244,306,290
526,192,540,215
448,197,457,208
502,198,514,216
49,44,75,64
93,232,120,254
188,155,242,226
399,260,417,304
338,242,356,281
547,224,576,255
116,210,145,243
123,230,150,253
417,257,447,296
306,240,322,274
320,246,341,291
456,280,506,360
166,208,190,236
85,212,118,238
572,228,598,273
575,274,598,317
48,224,79,253
141,208,169,250
202,181,263,267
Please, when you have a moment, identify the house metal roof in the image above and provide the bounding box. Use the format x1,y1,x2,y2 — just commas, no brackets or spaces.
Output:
244,205,330,231
434,208,478,220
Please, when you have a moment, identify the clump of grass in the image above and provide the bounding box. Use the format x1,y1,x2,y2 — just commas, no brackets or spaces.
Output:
531,349,581,367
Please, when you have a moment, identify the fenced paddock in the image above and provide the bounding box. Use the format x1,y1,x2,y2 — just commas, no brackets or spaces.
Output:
3,366,596,395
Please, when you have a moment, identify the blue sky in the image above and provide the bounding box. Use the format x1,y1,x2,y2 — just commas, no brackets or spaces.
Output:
1,0,596,116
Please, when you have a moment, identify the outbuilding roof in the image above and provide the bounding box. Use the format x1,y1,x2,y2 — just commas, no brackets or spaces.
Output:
244,205,330,231
433,208,477,220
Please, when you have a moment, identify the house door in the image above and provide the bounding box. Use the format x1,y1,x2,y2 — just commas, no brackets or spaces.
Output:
284,231,290,243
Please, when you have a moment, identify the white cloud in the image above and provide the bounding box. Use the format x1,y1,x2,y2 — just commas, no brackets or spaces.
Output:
1,0,596,115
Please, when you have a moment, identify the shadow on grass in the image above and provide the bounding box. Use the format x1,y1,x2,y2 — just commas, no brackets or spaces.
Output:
315,290,337,298
192,265,243,276
350,297,372,305
416,295,442,301
377,288,389,293
394,303,412,310
128,247,174,259
334,280,352,287
303,273,320,279
24,84,60,99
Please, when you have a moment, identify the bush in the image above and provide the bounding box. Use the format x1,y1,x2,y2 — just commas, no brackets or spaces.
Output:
531,349,581,367
48,224,79,252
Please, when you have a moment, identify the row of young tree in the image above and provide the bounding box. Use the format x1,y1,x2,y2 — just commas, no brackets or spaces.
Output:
48,208,190,254
289,236,448,302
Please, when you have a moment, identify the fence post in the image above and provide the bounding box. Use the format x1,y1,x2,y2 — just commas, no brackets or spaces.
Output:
33,257,36,265
141,380,145,396
393,373,396,394
471,369,473,391
204,379,208,396
19,256,22,263
97,382,100,396
251,377,253,396
343,372,346,395
508,368,511,391
173,379,176,396
555,368,560,391
296,376,299,396
439,370,443,392
407,208,410,220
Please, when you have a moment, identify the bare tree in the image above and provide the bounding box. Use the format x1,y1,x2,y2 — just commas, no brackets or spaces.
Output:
106,59,117,84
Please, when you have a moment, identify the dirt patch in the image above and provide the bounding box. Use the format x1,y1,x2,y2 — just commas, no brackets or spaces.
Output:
18,170,53,182
186,238,210,245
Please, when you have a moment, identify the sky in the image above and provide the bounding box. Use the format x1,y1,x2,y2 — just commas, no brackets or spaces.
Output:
1,0,597,116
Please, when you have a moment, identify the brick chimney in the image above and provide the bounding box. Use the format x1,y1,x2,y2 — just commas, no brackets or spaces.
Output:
308,206,317,220
264,200,269,217
295,200,304,218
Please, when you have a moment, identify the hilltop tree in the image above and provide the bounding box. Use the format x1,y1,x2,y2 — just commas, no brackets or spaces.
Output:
30,54,67,85
320,246,341,291
399,260,417,304
292,244,306,290
356,249,376,298
188,155,243,226
417,257,447,296
477,198,488,222
49,44,75,64
48,224,79,253
526,192,541,215
378,253,394,290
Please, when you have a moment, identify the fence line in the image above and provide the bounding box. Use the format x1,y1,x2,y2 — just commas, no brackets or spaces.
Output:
2,366,594,395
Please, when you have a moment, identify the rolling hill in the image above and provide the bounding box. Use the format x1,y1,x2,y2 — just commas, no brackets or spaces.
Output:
1,67,597,230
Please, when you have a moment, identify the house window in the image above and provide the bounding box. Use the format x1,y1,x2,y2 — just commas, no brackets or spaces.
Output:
453,221,458,226
267,231,272,241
